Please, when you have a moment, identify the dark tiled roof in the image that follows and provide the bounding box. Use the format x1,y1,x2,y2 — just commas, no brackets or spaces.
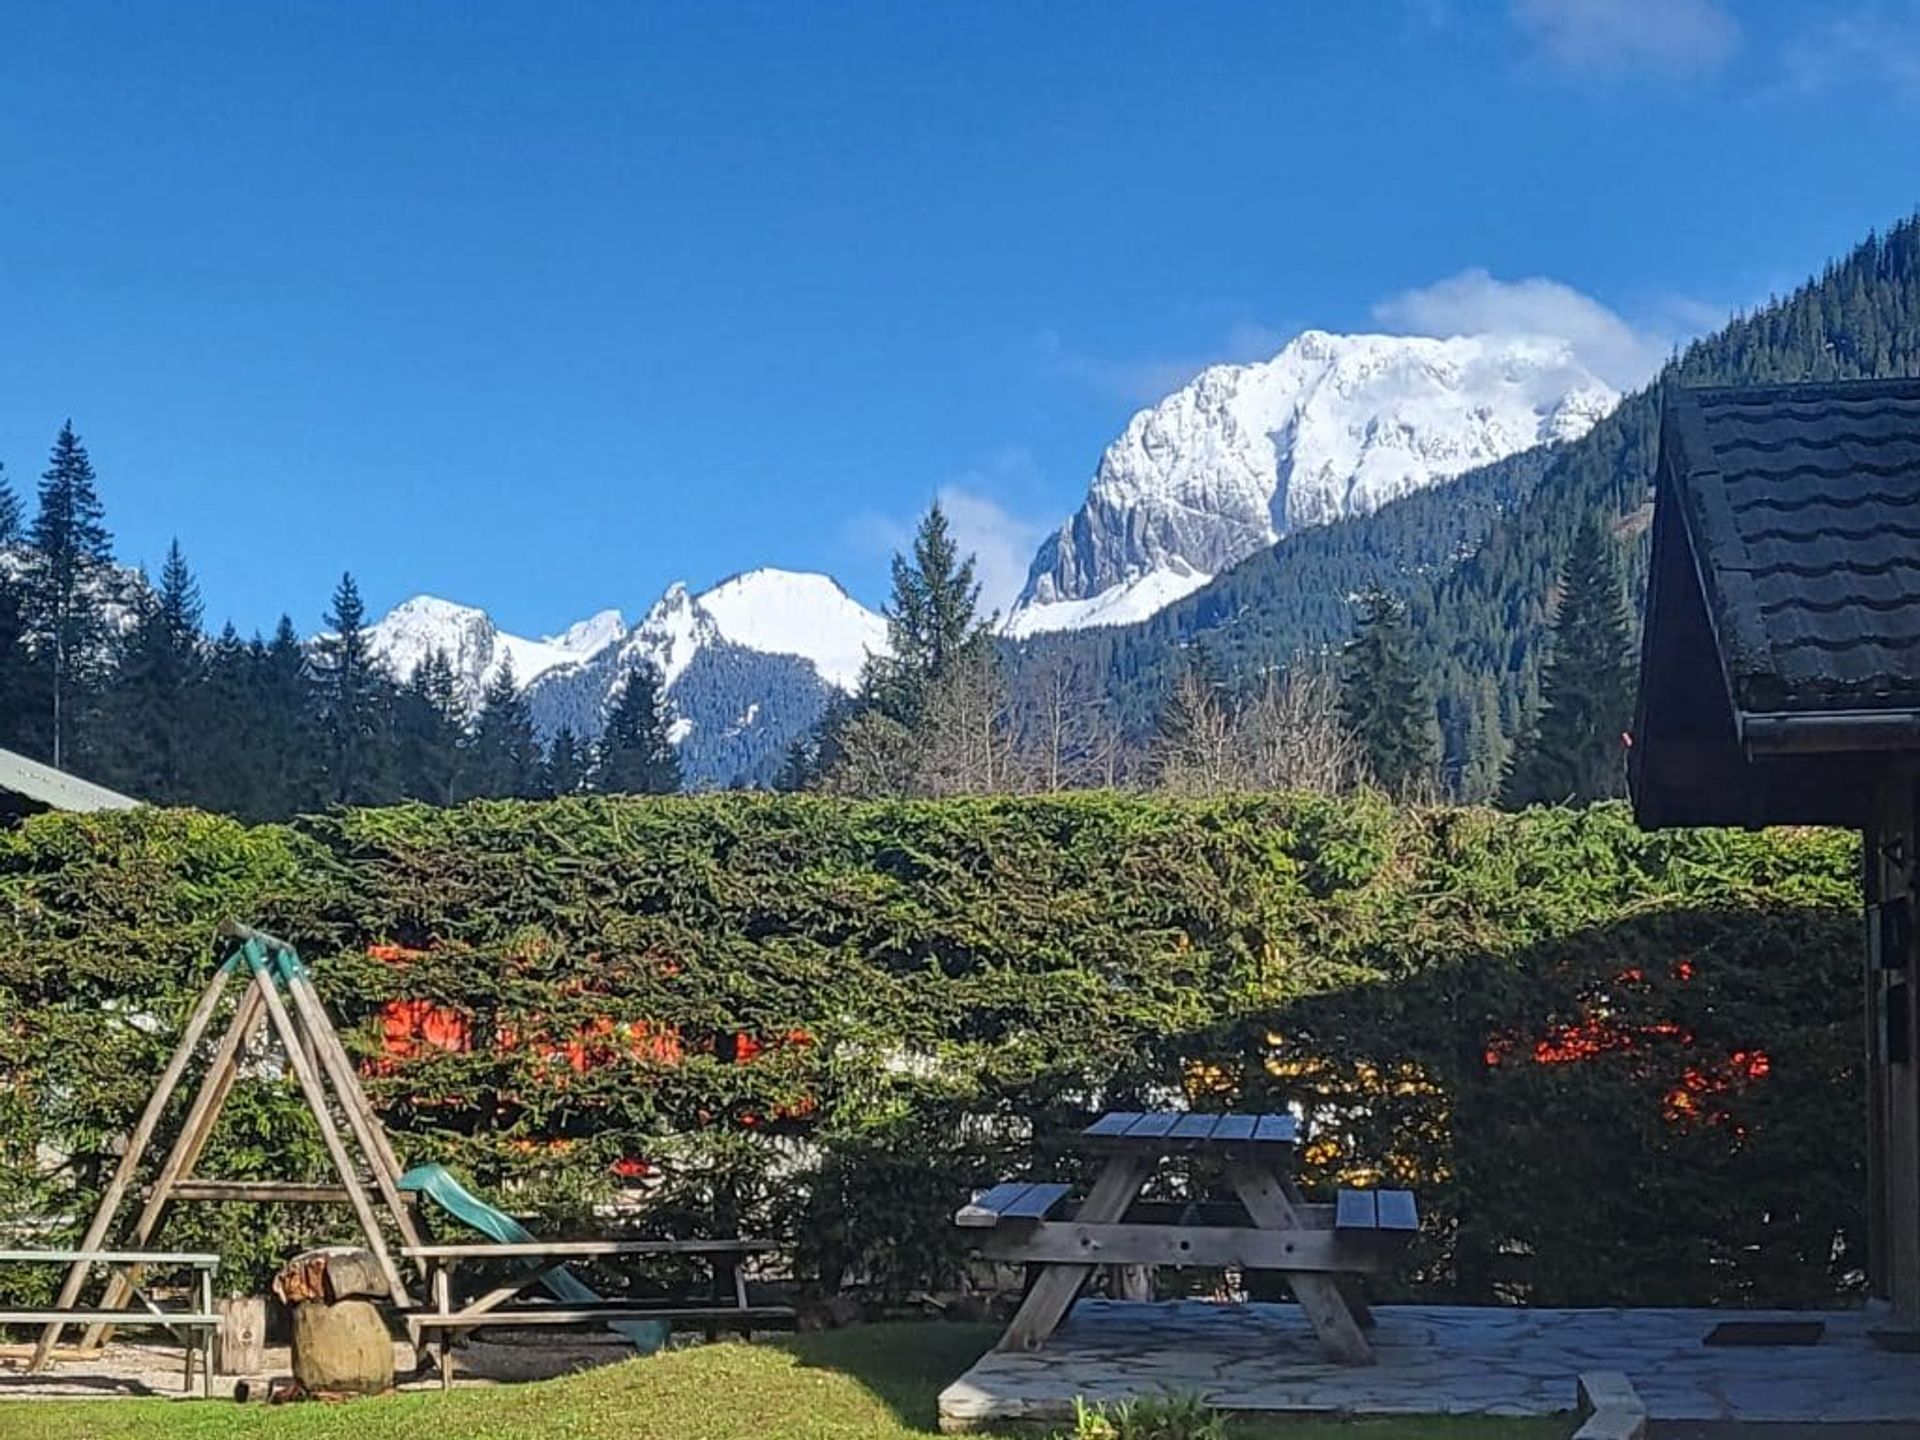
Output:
1664,379,1920,714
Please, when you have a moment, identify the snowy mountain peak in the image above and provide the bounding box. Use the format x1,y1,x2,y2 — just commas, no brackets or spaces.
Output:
544,608,626,655
694,568,887,691
1006,328,1619,637
366,593,624,707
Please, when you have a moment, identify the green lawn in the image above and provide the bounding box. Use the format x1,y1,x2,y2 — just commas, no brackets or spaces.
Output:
5,1324,1568,1440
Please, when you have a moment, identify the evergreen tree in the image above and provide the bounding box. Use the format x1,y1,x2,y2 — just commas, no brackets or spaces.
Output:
0,461,19,543
98,540,205,802
464,656,541,798
1501,515,1634,807
312,572,397,806
1339,589,1434,797
804,500,999,792
592,664,681,794
254,615,323,817
0,462,43,757
869,501,990,724
543,725,588,796
396,648,465,803
25,422,115,768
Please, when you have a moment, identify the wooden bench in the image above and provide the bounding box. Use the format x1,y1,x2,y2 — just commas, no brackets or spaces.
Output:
954,1182,1073,1229
0,1248,220,1396
1334,1188,1420,1235
401,1238,796,1389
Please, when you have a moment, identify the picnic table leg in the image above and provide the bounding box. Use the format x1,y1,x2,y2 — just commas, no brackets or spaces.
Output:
995,1155,1150,1353
1226,1159,1372,1366
1109,1264,1152,1301
434,1264,455,1391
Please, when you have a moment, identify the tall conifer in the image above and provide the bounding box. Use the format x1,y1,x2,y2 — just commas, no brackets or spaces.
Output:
1501,515,1634,807
592,664,681,794
1338,589,1434,797
26,422,115,767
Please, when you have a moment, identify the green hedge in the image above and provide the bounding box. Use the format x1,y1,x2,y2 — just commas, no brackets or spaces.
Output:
0,794,1864,1307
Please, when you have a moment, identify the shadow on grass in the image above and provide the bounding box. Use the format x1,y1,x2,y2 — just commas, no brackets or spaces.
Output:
785,1320,1000,1432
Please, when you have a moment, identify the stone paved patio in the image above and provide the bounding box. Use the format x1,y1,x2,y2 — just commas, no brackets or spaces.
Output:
937,1300,1920,1431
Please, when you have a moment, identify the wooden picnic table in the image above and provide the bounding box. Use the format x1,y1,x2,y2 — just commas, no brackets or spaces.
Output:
401,1237,795,1390
956,1111,1418,1365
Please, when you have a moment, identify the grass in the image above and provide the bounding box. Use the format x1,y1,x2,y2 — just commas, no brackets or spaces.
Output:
3,1323,1569,1440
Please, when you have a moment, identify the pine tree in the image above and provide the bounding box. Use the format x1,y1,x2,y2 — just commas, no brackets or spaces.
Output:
1501,515,1634,807
1339,589,1435,797
98,540,205,802
592,664,681,794
396,648,465,804
543,725,588,796
464,656,541,798
254,615,322,817
0,461,20,543
312,572,397,806
870,501,990,725
25,422,115,768
0,462,42,757
805,500,998,792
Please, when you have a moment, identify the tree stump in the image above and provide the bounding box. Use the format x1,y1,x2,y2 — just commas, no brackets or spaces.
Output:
214,1295,266,1376
273,1247,394,1397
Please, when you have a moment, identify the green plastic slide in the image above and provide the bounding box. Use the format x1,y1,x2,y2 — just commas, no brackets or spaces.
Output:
398,1162,668,1354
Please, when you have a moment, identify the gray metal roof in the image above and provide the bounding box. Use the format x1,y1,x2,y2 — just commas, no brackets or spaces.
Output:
1664,378,1920,714
0,747,142,814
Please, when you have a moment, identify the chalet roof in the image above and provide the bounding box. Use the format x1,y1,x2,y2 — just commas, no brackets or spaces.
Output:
1633,379,1920,830
1665,379,1920,714
0,747,142,820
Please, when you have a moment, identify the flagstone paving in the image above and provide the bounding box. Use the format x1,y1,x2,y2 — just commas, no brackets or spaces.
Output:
936,1300,1920,1431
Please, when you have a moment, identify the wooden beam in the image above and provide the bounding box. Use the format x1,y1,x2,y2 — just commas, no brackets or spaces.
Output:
978,1221,1390,1272
164,1180,417,1206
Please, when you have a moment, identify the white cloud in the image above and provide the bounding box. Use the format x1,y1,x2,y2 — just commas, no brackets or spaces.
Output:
1371,268,1719,390
1779,4,1920,99
1037,323,1287,407
936,483,1052,623
1512,0,1740,78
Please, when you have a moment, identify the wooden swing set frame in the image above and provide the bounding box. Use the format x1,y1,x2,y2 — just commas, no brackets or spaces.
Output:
27,921,426,1372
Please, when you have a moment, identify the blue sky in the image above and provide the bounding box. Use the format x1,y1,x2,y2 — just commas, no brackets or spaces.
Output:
2,0,1918,637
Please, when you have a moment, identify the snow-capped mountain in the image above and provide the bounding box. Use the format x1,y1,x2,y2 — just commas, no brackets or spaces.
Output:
367,595,625,709
1006,329,1619,637
362,569,887,789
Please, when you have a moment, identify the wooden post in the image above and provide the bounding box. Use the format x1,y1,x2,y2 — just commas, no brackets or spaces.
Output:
27,965,235,1373
1869,774,1920,1327
213,1296,266,1377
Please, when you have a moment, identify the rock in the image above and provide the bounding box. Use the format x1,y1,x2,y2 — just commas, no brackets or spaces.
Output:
288,1297,393,1397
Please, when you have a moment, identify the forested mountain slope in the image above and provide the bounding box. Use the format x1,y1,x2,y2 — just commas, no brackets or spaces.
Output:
1011,214,1920,801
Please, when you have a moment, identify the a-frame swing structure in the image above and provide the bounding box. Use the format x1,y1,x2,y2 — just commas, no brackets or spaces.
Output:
30,922,427,1371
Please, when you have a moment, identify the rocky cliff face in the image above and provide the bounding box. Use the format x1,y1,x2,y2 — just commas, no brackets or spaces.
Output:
1006,329,1618,636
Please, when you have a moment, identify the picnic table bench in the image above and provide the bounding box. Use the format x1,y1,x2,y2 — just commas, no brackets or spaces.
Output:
0,1248,220,1395
402,1238,796,1389
956,1111,1418,1365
